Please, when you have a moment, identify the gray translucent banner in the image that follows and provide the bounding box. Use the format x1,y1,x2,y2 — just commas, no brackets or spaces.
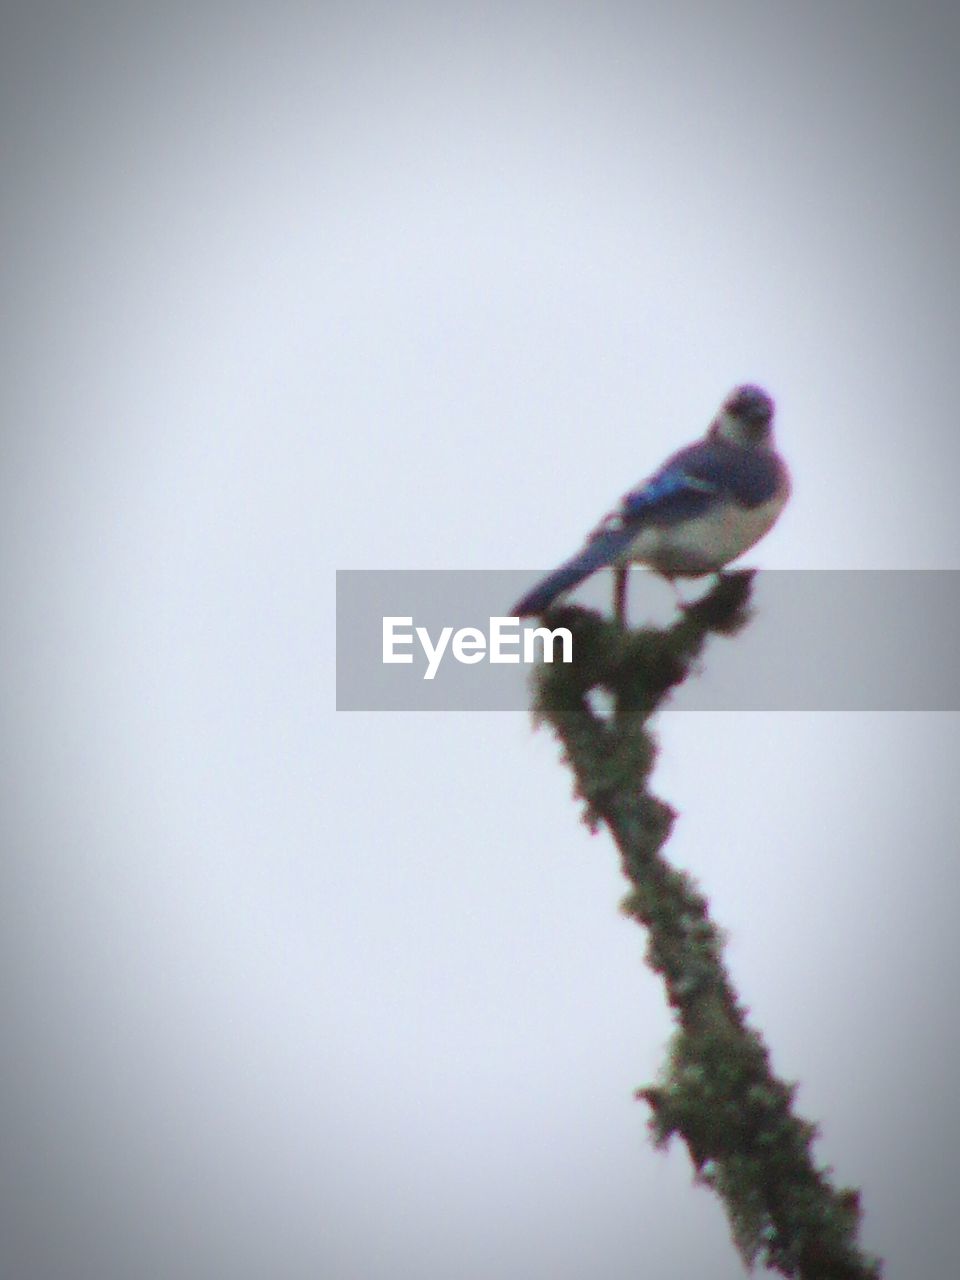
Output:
335,571,960,711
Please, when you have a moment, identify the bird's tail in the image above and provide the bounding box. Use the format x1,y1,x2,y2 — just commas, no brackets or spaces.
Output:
511,527,632,616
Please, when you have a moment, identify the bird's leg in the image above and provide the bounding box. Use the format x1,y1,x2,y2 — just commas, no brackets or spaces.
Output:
614,566,628,626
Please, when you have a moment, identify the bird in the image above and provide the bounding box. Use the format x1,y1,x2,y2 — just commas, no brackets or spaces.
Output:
511,384,790,622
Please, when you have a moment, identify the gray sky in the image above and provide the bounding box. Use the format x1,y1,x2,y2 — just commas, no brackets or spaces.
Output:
2,3,959,1277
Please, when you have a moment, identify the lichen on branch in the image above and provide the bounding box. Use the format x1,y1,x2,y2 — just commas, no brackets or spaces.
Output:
531,571,881,1279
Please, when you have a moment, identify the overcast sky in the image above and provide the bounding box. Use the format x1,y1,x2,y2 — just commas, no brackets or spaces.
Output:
2,3,959,1278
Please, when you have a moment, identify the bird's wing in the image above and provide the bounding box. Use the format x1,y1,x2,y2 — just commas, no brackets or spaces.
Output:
618,442,723,528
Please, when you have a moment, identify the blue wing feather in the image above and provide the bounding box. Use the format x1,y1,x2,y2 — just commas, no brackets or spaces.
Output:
622,437,780,524
621,457,718,525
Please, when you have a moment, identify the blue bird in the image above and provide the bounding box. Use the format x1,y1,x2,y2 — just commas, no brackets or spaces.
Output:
512,384,790,621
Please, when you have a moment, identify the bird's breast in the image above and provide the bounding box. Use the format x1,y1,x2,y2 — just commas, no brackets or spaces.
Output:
620,491,788,576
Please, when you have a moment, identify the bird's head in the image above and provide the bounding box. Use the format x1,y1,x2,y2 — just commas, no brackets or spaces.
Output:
710,384,775,447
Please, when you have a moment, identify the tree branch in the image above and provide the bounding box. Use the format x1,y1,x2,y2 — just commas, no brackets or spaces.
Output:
532,571,882,1279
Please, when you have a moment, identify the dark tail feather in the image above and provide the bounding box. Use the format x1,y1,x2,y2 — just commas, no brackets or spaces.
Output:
511,527,633,616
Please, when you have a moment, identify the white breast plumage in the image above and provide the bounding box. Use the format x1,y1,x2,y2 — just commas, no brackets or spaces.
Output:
620,490,788,577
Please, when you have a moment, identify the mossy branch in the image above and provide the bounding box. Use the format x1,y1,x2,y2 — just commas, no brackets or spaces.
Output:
532,571,881,1279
